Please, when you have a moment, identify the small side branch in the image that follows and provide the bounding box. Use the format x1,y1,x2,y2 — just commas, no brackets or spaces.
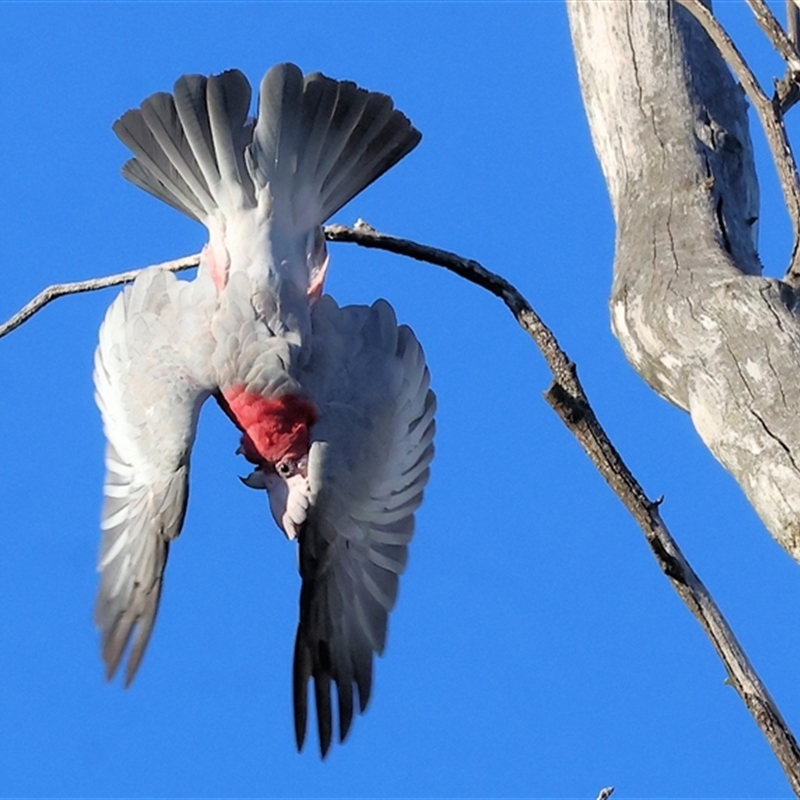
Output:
0,253,201,340
676,0,800,282
747,0,800,112
747,0,800,72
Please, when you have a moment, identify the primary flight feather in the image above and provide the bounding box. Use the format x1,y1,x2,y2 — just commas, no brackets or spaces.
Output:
94,63,435,757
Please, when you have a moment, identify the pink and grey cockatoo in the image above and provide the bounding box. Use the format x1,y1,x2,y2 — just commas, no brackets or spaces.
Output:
93,63,436,757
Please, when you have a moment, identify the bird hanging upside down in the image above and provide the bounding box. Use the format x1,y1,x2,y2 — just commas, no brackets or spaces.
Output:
93,63,436,757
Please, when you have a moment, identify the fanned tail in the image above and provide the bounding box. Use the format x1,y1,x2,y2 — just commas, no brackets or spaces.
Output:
114,63,420,231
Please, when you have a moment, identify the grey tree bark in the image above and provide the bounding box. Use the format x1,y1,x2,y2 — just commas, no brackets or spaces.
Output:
569,0,800,564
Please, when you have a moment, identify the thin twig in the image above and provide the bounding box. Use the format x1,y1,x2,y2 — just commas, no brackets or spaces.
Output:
676,0,800,283
747,0,800,71
3,223,800,790
0,253,201,340
746,0,800,113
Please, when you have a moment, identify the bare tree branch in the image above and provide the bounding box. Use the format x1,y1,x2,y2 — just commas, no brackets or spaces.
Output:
676,0,800,281
2,217,799,785
334,225,800,791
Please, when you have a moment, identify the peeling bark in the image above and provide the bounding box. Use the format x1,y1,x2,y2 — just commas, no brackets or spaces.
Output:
569,0,800,563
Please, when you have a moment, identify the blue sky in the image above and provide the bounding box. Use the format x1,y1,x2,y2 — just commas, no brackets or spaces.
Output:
2,1,800,797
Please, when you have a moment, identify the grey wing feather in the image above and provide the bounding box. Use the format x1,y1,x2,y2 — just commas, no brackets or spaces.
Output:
292,297,436,756
95,442,179,685
94,268,214,684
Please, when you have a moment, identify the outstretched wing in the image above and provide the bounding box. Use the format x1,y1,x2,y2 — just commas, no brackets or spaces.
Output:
292,297,436,756
93,268,216,685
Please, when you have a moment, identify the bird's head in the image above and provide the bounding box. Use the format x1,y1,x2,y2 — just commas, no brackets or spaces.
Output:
221,387,318,539
241,459,309,540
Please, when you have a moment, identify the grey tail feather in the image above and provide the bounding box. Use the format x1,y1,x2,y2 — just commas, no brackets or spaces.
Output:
248,63,421,230
114,69,253,223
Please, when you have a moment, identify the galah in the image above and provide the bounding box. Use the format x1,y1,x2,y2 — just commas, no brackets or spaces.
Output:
93,63,436,757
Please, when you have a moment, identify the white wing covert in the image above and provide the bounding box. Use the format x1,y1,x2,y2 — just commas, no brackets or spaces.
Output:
291,297,436,756
94,268,216,685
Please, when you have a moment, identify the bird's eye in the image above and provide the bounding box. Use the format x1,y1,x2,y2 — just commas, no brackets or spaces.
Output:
276,460,294,477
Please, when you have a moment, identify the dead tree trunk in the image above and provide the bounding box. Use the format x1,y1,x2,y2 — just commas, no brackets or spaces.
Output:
569,0,800,565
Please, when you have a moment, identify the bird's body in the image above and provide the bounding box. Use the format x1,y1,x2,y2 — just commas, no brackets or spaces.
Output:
94,64,435,756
